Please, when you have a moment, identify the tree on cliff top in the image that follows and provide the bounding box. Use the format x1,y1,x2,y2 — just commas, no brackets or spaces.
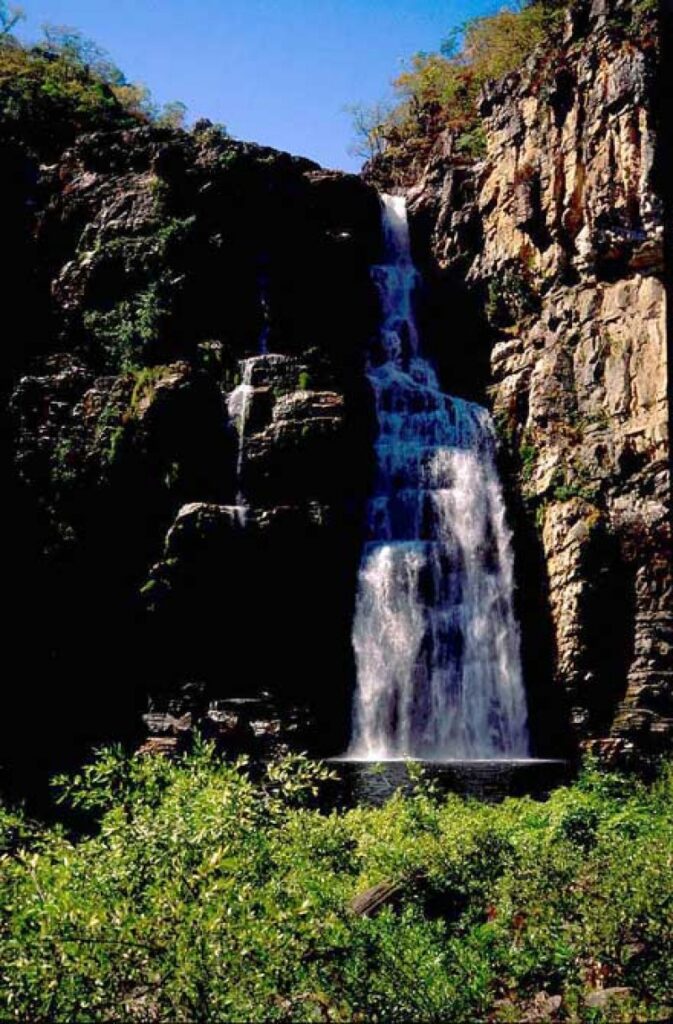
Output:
351,0,566,169
0,14,186,156
0,1,23,38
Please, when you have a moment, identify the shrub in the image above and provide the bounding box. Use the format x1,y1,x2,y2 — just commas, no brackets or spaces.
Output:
1,747,672,1021
80,218,196,373
486,264,540,326
83,283,166,373
456,123,487,159
353,1,567,167
0,18,187,157
519,440,538,482
549,465,599,504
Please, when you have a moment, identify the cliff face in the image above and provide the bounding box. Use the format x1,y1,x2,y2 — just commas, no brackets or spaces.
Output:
403,0,672,756
4,0,672,786
4,123,379,784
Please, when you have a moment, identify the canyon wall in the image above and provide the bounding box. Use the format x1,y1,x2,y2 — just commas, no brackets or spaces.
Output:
403,0,672,757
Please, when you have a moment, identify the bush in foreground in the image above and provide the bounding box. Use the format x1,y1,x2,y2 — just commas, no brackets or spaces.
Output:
1,743,672,1022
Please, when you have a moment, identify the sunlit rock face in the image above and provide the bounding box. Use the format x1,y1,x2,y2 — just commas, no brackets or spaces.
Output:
382,0,672,757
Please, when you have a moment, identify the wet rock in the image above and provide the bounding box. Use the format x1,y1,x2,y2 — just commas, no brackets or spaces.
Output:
137,736,181,757
142,710,193,737
139,692,317,760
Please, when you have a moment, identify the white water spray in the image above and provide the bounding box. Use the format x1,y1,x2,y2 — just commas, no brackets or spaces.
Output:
348,195,529,760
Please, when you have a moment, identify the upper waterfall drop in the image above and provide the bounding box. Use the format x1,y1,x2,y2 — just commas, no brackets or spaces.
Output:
348,194,530,760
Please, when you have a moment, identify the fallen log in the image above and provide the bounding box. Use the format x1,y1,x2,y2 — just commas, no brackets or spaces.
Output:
349,871,423,917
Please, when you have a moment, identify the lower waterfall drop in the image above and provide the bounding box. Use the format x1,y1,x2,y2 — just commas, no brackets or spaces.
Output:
348,194,530,760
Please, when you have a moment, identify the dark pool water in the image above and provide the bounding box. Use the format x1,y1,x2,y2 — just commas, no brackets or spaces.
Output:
327,758,573,806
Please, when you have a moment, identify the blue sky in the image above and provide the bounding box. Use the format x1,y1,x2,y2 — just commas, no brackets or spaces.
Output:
17,0,499,171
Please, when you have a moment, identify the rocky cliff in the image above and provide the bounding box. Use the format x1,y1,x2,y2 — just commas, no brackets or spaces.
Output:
400,0,672,757
3,0,672,790
3,120,380,789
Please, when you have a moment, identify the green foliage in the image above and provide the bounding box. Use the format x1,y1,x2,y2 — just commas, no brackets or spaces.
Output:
526,463,601,528
0,16,187,155
93,394,128,469
486,264,540,326
633,0,658,16
493,410,517,453
519,441,537,483
128,364,169,416
0,40,124,149
83,283,166,374
51,434,81,488
40,24,127,87
353,1,567,166
534,503,547,529
155,99,187,131
456,122,487,159
189,119,232,155
1,748,672,1021
459,2,563,82
549,465,599,504
620,0,659,39
91,365,173,471
81,217,195,373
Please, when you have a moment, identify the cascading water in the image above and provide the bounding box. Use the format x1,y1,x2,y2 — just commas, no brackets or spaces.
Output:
227,359,254,515
227,352,288,513
348,195,530,760
226,274,281,511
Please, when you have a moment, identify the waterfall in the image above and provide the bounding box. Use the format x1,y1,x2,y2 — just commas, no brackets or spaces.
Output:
348,195,530,760
227,359,255,507
226,260,281,508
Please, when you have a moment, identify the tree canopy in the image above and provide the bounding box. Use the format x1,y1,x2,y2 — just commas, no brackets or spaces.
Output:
351,0,566,169
0,1,23,38
0,11,187,154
